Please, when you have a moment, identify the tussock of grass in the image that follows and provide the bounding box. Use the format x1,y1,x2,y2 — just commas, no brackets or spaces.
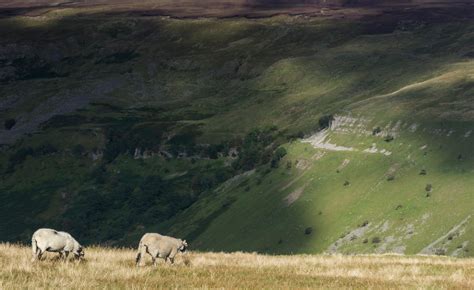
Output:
0,244,472,288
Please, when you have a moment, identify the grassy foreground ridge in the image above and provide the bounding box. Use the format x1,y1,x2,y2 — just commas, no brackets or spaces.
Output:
0,244,473,289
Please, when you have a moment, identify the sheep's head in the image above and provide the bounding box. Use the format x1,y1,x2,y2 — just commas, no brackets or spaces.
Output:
179,240,188,252
74,245,85,259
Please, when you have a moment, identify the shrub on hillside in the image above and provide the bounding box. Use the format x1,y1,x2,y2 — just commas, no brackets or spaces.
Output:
103,123,134,162
425,184,432,192
41,115,87,129
384,135,394,142
215,169,233,183
359,220,369,227
319,114,334,129
7,143,58,170
9,147,34,167
191,174,217,193
372,127,381,136
94,169,108,186
286,131,305,141
168,133,196,156
33,143,58,156
205,144,223,159
270,147,287,168
72,144,85,157
434,248,446,256
232,127,280,171
4,118,16,130
104,121,168,162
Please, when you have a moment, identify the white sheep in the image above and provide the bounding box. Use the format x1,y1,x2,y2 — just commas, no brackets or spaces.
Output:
136,233,187,266
31,228,84,261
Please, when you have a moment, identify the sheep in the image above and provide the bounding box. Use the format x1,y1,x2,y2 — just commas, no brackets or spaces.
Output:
31,228,84,262
136,233,188,266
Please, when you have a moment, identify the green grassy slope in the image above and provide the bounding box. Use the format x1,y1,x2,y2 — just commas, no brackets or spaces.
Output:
169,122,473,256
0,8,472,256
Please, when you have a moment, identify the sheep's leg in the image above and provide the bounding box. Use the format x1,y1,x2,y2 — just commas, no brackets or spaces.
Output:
32,249,40,262
37,249,44,261
136,244,148,266
31,238,39,262
150,249,161,267
32,243,45,261
168,249,177,265
62,251,70,261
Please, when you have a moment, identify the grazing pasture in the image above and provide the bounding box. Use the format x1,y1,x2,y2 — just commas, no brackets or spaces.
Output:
0,244,472,288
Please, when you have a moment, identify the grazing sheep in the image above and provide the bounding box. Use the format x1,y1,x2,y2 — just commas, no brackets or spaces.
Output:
136,233,188,266
31,228,84,261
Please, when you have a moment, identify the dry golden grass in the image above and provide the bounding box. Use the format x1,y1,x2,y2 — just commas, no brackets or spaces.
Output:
0,243,472,289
